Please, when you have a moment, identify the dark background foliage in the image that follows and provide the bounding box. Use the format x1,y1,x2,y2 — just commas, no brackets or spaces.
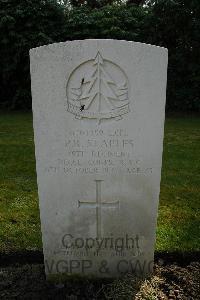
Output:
0,0,199,111
0,0,66,109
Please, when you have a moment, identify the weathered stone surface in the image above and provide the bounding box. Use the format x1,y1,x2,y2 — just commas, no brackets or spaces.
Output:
30,39,168,278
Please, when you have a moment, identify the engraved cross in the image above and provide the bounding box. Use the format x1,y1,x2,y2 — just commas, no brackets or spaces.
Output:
78,180,119,238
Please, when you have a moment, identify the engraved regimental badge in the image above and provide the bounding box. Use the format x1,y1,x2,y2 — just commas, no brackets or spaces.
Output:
66,52,130,123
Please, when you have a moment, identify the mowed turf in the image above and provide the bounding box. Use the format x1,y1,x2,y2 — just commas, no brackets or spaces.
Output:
0,112,199,253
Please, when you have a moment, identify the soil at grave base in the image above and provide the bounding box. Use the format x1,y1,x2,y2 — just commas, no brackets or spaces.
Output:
0,258,199,299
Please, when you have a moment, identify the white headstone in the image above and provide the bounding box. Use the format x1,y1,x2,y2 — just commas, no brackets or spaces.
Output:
30,39,168,278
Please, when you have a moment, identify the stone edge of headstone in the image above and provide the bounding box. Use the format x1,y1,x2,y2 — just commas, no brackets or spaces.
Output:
29,39,168,55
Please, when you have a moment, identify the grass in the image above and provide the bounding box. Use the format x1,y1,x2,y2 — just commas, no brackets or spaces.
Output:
158,116,200,251
0,112,41,252
0,112,199,253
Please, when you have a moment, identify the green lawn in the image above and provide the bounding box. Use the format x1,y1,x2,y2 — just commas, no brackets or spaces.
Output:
0,112,199,253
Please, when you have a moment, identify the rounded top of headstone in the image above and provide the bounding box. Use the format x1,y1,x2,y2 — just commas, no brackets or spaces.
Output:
29,39,168,55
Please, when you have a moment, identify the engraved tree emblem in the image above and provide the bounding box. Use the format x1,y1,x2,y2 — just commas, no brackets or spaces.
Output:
67,52,130,123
